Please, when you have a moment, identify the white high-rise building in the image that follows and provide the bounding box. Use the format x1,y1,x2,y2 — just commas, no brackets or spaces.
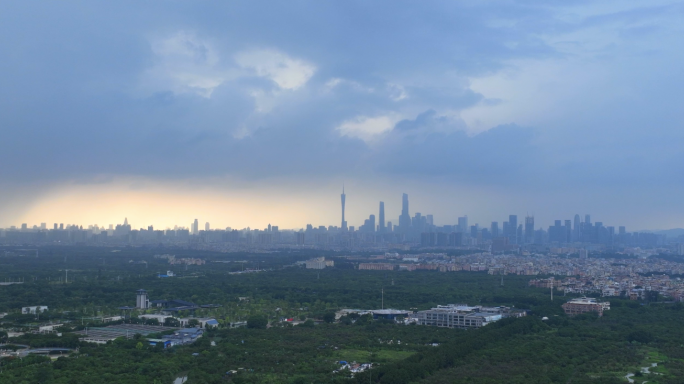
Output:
136,289,149,309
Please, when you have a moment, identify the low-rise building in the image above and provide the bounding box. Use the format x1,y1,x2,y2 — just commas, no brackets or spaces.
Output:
305,257,333,269
359,263,395,271
412,304,510,329
38,323,63,333
22,306,48,315
371,309,411,320
162,327,203,346
561,297,610,317
178,317,219,328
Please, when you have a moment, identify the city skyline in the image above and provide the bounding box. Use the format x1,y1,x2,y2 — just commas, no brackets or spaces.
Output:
2,2,684,233
0,189,673,235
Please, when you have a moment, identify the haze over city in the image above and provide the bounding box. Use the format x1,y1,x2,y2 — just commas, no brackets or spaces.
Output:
2,1,684,230
4,2,684,383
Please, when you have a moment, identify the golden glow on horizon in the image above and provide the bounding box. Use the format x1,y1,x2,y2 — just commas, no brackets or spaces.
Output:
13,180,335,230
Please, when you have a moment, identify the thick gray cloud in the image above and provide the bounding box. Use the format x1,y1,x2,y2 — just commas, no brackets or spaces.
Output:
1,0,683,228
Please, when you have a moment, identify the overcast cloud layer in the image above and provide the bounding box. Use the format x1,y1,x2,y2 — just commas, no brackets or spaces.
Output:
1,1,683,229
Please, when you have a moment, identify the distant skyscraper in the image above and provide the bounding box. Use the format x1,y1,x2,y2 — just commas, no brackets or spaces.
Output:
490,222,499,238
341,187,347,231
458,216,468,233
565,220,572,242
399,193,411,231
426,214,433,226
378,201,385,233
192,219,199,235
524,216,534,243
508,215,518,244
585,214,591,225
205,222,210,231
574,214,581,241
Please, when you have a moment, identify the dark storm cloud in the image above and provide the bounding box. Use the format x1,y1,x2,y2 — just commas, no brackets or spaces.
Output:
0,0,683,200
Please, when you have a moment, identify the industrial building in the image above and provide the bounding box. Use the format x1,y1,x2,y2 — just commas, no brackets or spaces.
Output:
561,297,610,317
371,309,411,320
74,324,179,344
412,304,521,329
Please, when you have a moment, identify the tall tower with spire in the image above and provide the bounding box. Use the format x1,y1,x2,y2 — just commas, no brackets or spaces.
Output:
341,186,347,231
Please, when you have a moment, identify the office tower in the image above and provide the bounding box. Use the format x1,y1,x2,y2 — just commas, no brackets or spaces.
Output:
508,215,518,244
21,223,27,230
369,214,376,233
412,213,426,234
399,193,411,231
268,224,272,232
192,219,199,235
607,226,615,244
60,223,64,230
40,223,46,230
585,214,591,225
550,220,563,243
565,220,572,242
458,216,468,233
517,225,523,244
491,222,499,238
574,214,581,241
387,221,393,232
341,187,347,231
205,222,210,231
426,214,433,226
619,226,626,235
378,201,385,233
470,225,478,238
502,221,509,239
53,223,58,230
524,216,534,244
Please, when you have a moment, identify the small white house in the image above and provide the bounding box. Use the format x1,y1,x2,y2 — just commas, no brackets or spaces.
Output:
38,323,63,333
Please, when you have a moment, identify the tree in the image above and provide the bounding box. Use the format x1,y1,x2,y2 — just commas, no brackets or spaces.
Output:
299,319,315,327
323,312,336,323
247,315,268,329
628,330,653,344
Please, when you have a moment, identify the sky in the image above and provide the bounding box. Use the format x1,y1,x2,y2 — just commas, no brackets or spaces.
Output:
1,1,684,231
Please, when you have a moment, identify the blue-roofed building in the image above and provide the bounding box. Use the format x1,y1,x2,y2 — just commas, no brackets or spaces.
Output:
161,327,204,346
148,339,172,348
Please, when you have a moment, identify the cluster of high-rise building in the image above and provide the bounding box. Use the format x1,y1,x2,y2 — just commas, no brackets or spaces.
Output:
0,189,674,249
